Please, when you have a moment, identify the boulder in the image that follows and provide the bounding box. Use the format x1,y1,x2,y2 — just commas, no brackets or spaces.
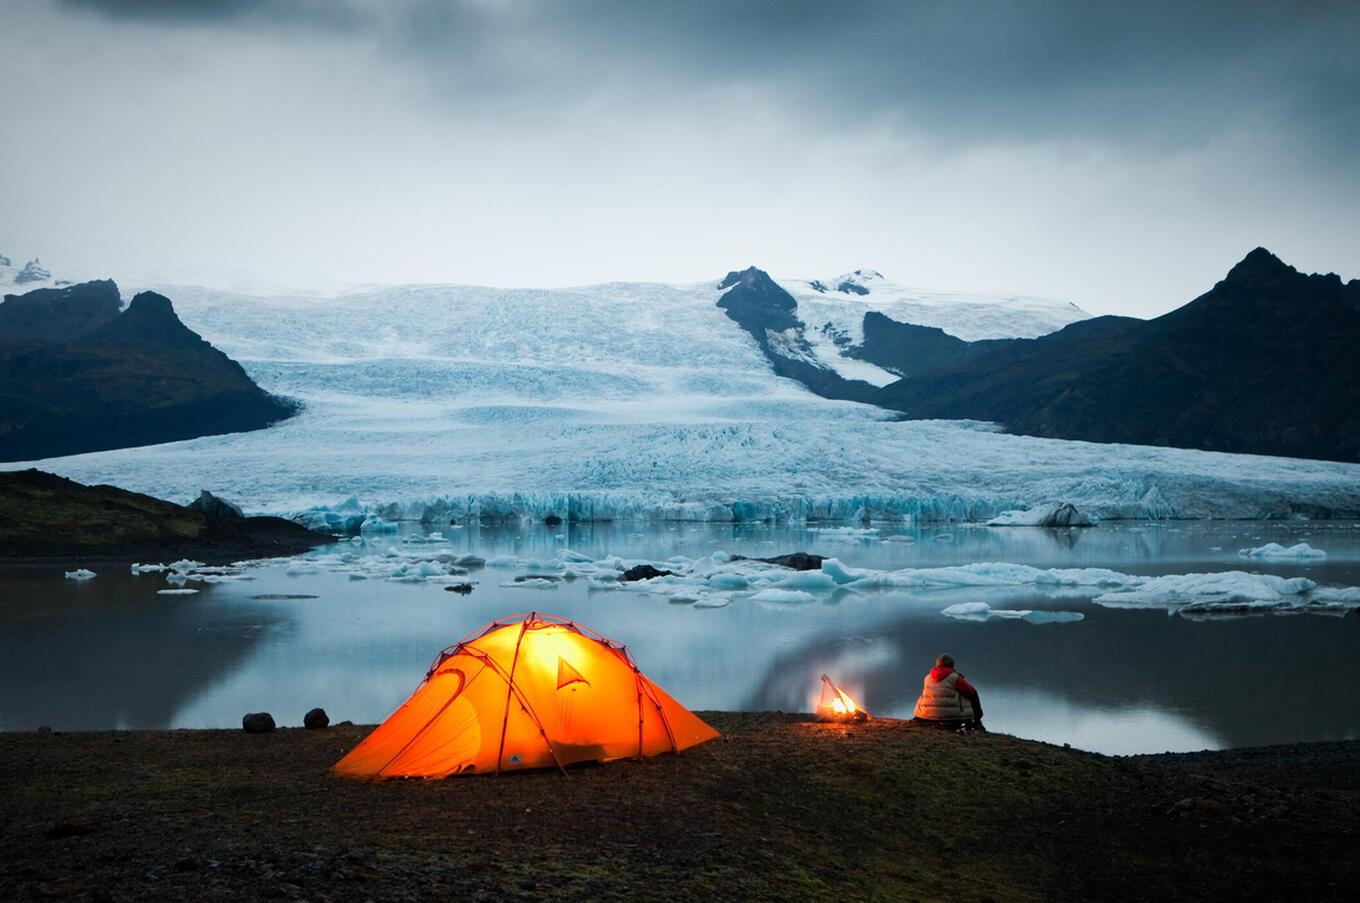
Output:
1036,502,1092,528
445,583,475,594
621,564,673,582
303,707,330,730
734,552,825,571
188,490,244,520
242,712,276,733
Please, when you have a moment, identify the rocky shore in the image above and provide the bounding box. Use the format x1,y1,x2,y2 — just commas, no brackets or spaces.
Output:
0,470,325,565
1,714,1355,901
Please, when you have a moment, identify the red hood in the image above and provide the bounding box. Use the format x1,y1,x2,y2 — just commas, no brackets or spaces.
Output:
929,665,956,681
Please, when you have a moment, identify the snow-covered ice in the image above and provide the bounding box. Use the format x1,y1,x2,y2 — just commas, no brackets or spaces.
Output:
63,568,96,580
4,277,1358,525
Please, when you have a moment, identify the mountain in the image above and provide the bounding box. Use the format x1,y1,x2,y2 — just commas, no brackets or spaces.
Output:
0,281,298,462
7,272,1357,523
871,248,1360,463
716,266,1091,396
13,258,52,285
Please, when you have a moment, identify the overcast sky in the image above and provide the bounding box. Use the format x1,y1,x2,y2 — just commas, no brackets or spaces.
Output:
1,0,1356,315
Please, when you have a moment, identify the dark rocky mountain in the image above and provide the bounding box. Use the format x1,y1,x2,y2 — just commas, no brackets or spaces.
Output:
0,281,297,462
716,266,879,403
869,248,1360,462
0,279,123,344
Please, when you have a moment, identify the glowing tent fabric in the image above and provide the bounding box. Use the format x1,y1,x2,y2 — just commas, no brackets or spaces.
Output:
334,614,719,779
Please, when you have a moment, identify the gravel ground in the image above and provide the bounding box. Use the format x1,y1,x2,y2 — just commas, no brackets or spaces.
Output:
1,714,1356,901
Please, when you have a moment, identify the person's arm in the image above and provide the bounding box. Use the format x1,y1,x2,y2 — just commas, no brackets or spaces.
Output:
955,674,983,720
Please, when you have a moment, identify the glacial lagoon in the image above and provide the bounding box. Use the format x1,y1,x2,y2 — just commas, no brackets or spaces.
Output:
3,520,1358,755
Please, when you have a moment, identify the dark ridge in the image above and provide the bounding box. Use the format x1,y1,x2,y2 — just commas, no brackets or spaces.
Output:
870,248,1360,463
0,280,123,345
0,281,298,462
715,266,879,403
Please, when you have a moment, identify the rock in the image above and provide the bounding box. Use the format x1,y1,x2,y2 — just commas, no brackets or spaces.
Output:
514,573,560,582
336,720,354,726
242,712,276,733
621,564,673,582
734,552,825,571
37,725,52,733
188,490,244,520
445,583,475,594
303,708,329,730
1036,502,1092,528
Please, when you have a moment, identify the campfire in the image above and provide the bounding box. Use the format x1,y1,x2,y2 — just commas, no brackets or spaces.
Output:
816,674,872,723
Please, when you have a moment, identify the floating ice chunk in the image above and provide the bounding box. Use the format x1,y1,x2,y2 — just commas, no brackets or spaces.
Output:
64,568,96,581
881,534,915,543
130,563,168,574
749,588,817,604
941,601,990,617
708,573,750,591
821,558,876,585
1093,571,1316,610
988,502,1094,527
501,577,558,589
808,526,880,539
1238,542,1326,559
558,549,595,564
169,559,204,574
668,591,701,604
157,588,198,595
941,602,1032,620
1312,586,1360,605
774,571,838,593
1023,610,1085,624
285,561,320,576
692,592,732,608
485,555,521,568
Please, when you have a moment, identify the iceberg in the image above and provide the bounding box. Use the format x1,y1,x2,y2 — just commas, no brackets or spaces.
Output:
941,602,1033,621
1238,542,1326,559
749,588,817,604
64,568,96,581
1092,572,1318,611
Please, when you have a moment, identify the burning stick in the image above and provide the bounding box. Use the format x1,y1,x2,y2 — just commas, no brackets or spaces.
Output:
816,674,871,723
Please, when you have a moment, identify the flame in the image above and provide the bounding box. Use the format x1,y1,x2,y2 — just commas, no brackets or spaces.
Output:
817,674,870,722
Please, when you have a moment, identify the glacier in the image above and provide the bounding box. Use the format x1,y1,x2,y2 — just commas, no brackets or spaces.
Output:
2,276,1358,525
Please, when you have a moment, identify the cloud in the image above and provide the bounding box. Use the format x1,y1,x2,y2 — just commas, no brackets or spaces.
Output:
55,0,1360,156
2,1,1356,314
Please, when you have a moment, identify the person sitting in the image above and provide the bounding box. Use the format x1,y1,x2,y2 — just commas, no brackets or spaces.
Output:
913,653,985,731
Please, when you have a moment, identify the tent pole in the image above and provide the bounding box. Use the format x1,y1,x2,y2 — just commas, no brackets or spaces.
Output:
495,614,533,776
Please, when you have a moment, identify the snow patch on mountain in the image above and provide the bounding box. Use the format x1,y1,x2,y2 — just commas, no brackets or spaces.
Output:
783,270,1090,343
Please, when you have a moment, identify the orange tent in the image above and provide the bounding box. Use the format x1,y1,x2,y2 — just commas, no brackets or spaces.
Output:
334,613,719,779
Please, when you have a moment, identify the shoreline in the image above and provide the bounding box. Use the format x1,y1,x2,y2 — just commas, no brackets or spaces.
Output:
4,714,1356,900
